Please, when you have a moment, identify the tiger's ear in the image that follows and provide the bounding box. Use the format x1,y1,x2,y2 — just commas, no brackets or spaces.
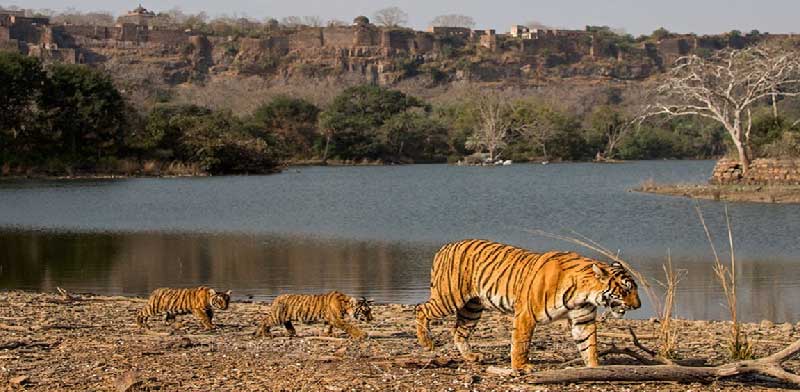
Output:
208,289,217,296
592,264,607,279
225,290,232,296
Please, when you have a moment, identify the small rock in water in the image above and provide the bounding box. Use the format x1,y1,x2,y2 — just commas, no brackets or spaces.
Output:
760,319,774,329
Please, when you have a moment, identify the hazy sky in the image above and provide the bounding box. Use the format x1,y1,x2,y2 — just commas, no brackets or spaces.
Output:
5,0,799,36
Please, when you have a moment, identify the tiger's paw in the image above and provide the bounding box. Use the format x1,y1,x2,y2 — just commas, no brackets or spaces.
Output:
513,364,536,374
417,337,435,351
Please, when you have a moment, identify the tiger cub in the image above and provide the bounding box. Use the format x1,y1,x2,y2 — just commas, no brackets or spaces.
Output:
136,287,231,331
255,291,373,339
415,239,641,371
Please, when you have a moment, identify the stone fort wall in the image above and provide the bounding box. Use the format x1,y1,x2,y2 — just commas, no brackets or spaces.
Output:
711,158,800,185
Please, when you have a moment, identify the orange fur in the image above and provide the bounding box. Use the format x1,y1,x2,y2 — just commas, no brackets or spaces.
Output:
415,239,640,371
136,287,231,331
255,291,373,339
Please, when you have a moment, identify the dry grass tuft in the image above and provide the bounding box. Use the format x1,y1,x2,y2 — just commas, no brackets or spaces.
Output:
695,204,754,360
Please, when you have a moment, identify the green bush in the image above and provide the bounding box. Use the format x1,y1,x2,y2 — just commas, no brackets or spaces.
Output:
252,96,320,159
319,84,428,161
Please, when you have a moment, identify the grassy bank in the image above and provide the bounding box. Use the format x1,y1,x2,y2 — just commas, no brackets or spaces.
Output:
1,291,798,391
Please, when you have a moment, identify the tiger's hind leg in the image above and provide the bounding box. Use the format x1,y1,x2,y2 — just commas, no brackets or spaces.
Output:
454,297,484,362
415,299,453,351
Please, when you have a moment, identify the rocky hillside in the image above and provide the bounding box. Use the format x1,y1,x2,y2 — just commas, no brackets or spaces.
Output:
4,10,800,108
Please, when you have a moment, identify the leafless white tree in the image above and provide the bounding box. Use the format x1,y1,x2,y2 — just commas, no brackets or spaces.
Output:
466,91,512,162
326,19,347,27
649,46,800,172
280,16,304,28
301,16,323,27
372,7,408,27
430,14,475,29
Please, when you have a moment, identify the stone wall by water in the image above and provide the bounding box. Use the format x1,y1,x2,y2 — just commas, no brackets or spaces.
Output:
711,158,800,185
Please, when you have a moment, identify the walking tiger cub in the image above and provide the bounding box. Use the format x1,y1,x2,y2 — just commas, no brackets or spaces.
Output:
415,239,640,371
255,291,373,339
136,287,231,331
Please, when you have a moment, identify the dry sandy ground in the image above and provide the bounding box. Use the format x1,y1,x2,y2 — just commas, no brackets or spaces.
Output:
0,291,799,391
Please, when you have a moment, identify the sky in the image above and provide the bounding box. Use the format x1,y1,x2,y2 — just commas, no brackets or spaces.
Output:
4,0,799,36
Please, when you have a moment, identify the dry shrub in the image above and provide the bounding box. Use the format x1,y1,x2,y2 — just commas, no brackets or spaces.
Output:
695,204,754,360
655,250,685,359
142,160,160,176
638,177,659,192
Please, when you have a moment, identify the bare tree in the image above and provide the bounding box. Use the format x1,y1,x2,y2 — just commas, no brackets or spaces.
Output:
588,106,638,161
301,16,323,27
525,20,552,30
280,16,304,28
372,6,408,27
326,19,347,27
466,91,512,162
430,14,475,29
650,46,800,173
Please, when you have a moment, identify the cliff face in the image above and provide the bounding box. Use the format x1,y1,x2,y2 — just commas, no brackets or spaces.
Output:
2,13,797,101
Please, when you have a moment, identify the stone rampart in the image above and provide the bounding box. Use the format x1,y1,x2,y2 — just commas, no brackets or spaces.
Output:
711,158,800,185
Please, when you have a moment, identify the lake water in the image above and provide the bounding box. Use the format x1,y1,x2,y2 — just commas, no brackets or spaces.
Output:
1,161,799,322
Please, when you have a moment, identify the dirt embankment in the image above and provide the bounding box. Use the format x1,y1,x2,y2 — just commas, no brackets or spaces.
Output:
633,183,800,204
1,291,799,391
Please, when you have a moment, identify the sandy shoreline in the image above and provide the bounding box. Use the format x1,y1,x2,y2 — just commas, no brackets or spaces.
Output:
1,290,799,391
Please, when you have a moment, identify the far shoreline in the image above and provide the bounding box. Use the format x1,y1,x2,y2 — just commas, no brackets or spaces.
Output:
633,183,800,204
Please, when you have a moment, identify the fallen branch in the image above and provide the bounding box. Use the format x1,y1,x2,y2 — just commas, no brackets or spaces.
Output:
517,337,800,386
561,343,662,367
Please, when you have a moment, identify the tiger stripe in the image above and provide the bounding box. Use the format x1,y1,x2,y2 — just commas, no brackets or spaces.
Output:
136,287,231,331
415,239,640,371
255,291,373,340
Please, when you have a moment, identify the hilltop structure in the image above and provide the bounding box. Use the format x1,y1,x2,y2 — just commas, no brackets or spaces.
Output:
1,5,795,86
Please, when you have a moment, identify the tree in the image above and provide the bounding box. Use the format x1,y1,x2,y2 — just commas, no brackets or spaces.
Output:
318,85,427,161
0,53,45,152
372,7,408,27
586,105,637,160
378,112,449,162
650,46,800,172
38,64,126,159
430,14,475,29
252,96,320,158
465,91,512,162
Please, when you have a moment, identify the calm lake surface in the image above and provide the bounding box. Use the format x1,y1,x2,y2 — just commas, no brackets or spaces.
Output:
1,161,799,322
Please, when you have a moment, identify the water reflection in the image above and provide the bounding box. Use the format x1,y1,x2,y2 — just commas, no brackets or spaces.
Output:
1,230,798,322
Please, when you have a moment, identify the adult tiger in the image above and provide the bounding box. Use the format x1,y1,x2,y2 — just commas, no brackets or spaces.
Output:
136,287,231,331
255,291,373,339
415,239,640,371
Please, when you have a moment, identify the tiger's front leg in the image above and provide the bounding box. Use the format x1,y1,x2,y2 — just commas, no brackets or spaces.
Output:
325,312,366,340
510,308,536,372
568,307,599,367
192,308,215,331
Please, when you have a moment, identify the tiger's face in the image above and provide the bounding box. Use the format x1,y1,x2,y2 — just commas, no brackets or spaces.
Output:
590,262,641,318
351,297,374,322
210,289,231,310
